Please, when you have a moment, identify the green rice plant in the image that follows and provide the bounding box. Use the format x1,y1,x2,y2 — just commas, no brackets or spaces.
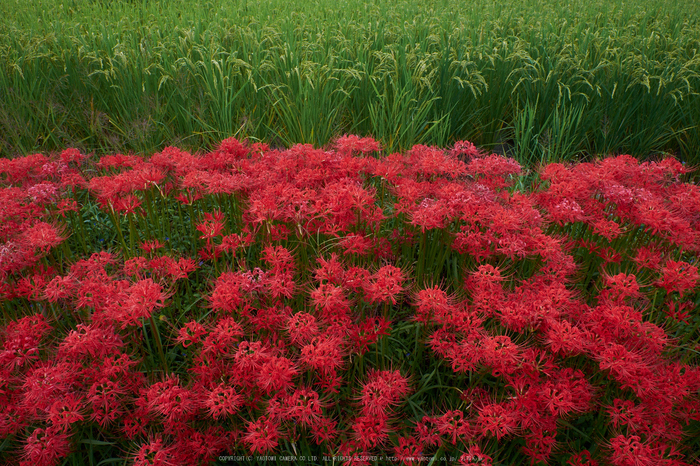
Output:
175,44,255,145
511,99,545,166
365,48,448,152
469,40,522,150
436,34,491,145
675,94,700,169
511,100,591,166
541,102,587,163
265,61,360,148
1,0,700,161
0,56,88,154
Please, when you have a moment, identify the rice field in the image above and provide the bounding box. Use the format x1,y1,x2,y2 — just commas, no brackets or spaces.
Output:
1,0,700,164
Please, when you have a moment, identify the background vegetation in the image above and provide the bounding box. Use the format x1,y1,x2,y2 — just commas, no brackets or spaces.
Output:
1,0,700,165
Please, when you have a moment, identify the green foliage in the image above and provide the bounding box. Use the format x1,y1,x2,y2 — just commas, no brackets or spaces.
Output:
1,0,699,164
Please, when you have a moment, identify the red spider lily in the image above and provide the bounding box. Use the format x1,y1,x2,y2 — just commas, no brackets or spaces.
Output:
145,375,198,423
140,239,165,254
175,321,207,348
217,233,244,253
15,269,53,302
200,317,243,355
597,344,656,396
3,141,700,466
567,450,599,466
284,387,322,426
522,429,557,465
314,253,345,284
543,319,591,356
178,426,234,465
196,210,226,241
460,444,493,466
359,369,410,416
113,194,142,215
165,256,198,281
393,436,423,466
46,393,85,431
348,317,391,355
414,285,455,325
21,361,81,419
665,300,692,323
99,353,140,380
244,415,280,454
477,403,518,440
132,435,175,466
352,412,390,449
413,416,443,448
88,380,129,427
21,221,66,254
338,233,373,256
408,144,467,179
173,189,203,205
334,439,372,466
466,263,505,293
467,154,521,190
0,241,33,279
113,278,169,328
204,383,242,419
133,166,166,190
244,303,290,333
0,153,49,184
216,136,250,160
285,312,319,346
21,426,72,466
310,416,338,444
233,340,273,373
334,134,381,156
608,435,657,466
632,246,664,270
0,314,51,370
480,335,522,376
657,260,699,297
59,148,85,166
300,336,345,373
262,245,296,273
97,153,143,171
450,140,483,160
26,182,59,205
44,275,77,303
265,270,296,299
208,272,245,314
58,323,125,361
433,410,474,445
342,266,371,291
256,356,298,394
310,283,351,316
600,272,641,304
607,399,646,430
410,198,451,232
363,265,405,305
592,218,623,241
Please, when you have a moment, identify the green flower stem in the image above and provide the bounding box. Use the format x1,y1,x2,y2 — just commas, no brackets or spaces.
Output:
149,315,169,374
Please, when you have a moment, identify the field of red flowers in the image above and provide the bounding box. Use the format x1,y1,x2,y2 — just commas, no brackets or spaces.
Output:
1,136,699,466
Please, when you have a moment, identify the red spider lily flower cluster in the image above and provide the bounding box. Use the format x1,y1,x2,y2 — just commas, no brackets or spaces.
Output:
1,136,700,466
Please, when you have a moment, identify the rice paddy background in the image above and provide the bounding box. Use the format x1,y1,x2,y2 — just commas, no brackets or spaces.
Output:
1,0,700,164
